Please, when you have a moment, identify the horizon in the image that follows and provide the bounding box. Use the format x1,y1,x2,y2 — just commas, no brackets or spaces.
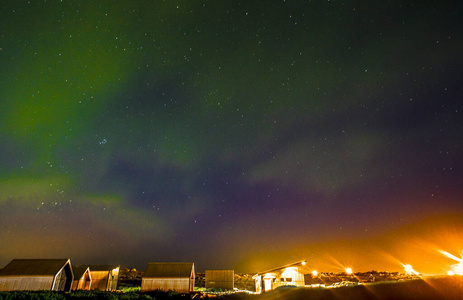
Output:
1,1,462,276
1,213,462,274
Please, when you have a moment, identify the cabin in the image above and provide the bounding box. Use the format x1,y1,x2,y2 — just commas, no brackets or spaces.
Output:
253,260,308,293
141,262,195,293
205,270,234,291
0,259,73,292
80,265,120,291
71,266,92,290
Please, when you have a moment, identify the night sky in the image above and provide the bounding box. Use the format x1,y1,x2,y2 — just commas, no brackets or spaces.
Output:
1,1,462,274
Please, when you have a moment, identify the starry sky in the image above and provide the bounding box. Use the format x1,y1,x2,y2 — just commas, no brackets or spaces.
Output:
1,1,462,274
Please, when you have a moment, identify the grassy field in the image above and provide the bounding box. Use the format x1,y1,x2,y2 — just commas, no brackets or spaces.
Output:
222,276,463,300
0,276,462,299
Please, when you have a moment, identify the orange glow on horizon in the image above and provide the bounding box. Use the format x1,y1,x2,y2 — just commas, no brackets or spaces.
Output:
233,214,463,274
439,250,463,275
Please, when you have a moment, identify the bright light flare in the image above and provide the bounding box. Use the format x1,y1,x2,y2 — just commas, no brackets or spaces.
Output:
402,264,419,276
451,263,463,275
439,250,463,275
312,270,318,277
345,268,353,275
404,264,413,274
439,250,463,263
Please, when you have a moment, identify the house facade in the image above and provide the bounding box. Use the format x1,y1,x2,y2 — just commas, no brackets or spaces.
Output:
253,260,308,293
205,270,234,291
71,266,92,290
142,262,195,293
0,259,73,292
80,265,119,291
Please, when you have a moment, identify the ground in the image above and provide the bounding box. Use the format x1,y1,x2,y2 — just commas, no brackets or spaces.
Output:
220,276,463,300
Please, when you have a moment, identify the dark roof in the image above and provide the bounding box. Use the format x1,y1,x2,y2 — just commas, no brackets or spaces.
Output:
80,265,120,272
72,266,90,279
0,259,71,276
255,260,307,275
144,263,194,278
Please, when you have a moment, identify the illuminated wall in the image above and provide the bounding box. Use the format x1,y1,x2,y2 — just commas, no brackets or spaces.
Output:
255,264,306,293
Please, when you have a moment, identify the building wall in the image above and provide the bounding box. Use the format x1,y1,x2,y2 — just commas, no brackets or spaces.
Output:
205,270,234,290
89,271,109,291
141,278,191,293
72,272,91,290
108,268,119,291
277,266,305,287
254,276,263,294
0,276,53,291
53,264,73,292
256,266,306,293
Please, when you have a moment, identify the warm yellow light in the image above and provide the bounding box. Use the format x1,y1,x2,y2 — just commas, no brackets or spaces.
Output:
312,270,318,277
439,250,463,275
404,264,413,274
301,261,306,266
345,268,353,274
439,250,463,263
448,270,455,276
403,264,419,276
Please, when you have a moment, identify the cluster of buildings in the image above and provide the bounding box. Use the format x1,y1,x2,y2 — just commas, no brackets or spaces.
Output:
0,259,119,293
0,258,406,294
0,259,233,294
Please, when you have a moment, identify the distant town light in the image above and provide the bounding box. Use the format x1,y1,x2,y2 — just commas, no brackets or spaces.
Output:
345,268,353,275
452,263,463,275
439,250,463,276
312,270,318,277
404,264,414,275
403,264,419,276
301,261,306,266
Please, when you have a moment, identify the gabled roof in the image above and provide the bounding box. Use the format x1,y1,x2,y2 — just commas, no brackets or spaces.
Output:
72,266,91,279
0,259,71,276
144,262,194,278
80,265,120,272
255,260,307,276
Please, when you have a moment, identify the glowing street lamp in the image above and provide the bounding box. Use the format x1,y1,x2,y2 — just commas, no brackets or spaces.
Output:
403,264,419,276
404,264,414,275
439,250,463,275
345,268,353,275
312,270,318,277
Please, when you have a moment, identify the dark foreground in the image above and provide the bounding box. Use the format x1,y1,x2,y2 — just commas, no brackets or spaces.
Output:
0,276,462,299
223,276,463,300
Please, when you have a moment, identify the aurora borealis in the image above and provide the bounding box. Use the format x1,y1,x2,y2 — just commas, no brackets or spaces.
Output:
1,1,462,274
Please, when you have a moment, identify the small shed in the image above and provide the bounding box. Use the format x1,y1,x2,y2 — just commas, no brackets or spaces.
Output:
0,259,73,292
253,260,308,293
205,270,234,291
71,266,92,290
141,262,195,293
80,265,120,291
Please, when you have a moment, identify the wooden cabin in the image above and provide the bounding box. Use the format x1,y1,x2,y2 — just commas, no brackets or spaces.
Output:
205,270,234,291
71,266,92,290
0,259,73,292
80,265,120,291
141,262,195,293
253,260,307,293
